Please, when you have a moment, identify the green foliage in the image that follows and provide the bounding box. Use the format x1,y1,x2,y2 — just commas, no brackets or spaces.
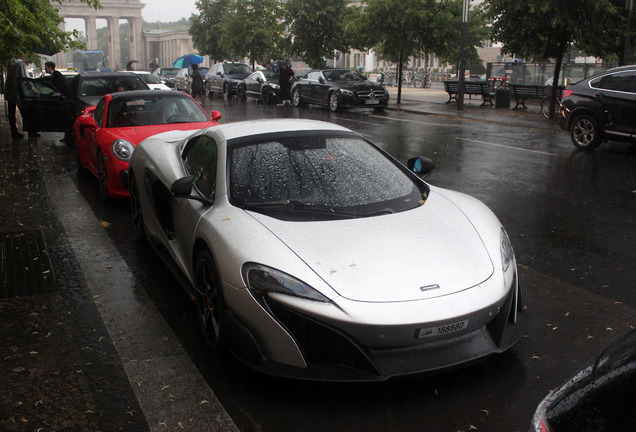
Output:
190,0,233,62
284,0,350,68
0,0,101,67
220,0,285,67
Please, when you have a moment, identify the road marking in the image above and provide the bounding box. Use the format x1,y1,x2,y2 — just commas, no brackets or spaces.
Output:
456,137,556,156
369,114,447,127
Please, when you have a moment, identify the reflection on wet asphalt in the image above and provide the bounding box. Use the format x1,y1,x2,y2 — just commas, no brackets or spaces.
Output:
51,96,635,432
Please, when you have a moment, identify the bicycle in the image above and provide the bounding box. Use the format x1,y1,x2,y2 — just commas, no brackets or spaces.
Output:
540,86,563,119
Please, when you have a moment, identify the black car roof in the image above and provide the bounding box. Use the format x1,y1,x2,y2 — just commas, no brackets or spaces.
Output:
109,90,188,100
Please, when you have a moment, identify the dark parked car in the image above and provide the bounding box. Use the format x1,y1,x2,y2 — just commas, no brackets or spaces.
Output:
18,72,149,134
236,69,281,104
204,62,252,98
174,67,209,94
559,65,636,150
152,67,180,88
291,68,389,112
530,329,636,432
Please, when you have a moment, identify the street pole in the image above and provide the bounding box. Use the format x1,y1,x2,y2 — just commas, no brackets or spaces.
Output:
457,0,469,111
623,0,634,65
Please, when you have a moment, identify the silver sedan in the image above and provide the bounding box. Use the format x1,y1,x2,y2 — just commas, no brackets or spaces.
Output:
127,119,529,381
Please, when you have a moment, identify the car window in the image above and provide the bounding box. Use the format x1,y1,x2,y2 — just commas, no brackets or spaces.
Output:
592,72,636,93
160,68,179,77
19,77,56,97
93,99,106,127
307,72,321,81
225,64,252,75
183,135,218,199
228,131,427,220
263,70,278,81
106,94,209,127
79,76,148,96
137,73,161,84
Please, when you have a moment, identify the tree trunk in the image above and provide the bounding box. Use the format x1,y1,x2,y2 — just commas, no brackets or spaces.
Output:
397,49,403,104
549,55,563,120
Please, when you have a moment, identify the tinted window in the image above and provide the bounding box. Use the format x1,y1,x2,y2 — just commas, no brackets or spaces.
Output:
228,132,427,220
592,72,636,93
93,99,106,127
79,76,148,97
184,136,218,198
307,72,321,81
106,94,209,128
223,64,252,75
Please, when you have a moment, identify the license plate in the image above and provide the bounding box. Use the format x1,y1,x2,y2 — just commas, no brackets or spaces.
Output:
414,320,469,339
365,99,380,104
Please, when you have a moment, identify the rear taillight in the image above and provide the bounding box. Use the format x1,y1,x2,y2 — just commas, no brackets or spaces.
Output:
561,89,573,99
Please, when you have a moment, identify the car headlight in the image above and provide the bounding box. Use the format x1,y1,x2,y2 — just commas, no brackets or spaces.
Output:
112,139,134,162
500,227,514,272
340,89,354,97
243,263,330,303
270,83,280,89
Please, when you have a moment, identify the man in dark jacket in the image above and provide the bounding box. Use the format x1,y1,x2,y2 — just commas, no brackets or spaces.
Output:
44,61,73,98
278,61,295,104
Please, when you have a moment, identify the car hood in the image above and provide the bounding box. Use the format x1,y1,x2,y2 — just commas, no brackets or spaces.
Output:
336,81,385,92
225,73,251,80
109,122,215,145
248,190,494,302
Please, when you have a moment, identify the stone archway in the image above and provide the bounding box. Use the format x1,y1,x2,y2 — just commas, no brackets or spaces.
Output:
54,0,144,70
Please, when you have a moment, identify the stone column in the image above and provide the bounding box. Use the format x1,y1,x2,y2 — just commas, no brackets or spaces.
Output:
107,17,121,70
57,21,66,68
128,18,144,65
85,16,98,50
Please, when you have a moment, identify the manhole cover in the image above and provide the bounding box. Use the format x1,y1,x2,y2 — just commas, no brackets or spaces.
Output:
0,230,56,299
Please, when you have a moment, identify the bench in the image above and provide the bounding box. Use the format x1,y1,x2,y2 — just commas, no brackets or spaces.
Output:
510,84,547,110
443,80,494,106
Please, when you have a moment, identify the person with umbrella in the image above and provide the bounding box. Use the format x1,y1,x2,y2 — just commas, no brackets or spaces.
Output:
126,60,138,71
4,54,27,138
191,64,206,106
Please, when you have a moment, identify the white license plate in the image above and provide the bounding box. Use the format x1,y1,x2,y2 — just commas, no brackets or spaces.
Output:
414,320,469,339
365,99,380,104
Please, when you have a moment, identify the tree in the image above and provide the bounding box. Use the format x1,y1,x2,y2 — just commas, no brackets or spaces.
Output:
220,0,285,68
485,0,620,118
0,0,101,67
284,0,350,68
348,0,441,103
190,0,233,63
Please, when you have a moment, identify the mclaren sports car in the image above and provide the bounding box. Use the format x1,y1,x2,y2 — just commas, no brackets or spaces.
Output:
127,119,529,381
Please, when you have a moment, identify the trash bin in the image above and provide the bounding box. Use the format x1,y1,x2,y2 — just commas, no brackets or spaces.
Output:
495,88,510,108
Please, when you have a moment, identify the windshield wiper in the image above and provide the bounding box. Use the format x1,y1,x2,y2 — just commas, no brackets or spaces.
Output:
241,200,360,218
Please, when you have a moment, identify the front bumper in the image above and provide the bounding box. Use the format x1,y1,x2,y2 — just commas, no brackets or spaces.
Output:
224,275,529,382
340,89,389,109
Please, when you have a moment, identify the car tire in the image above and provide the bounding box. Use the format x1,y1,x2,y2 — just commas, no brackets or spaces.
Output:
73,131,88,177
570,114,602,150
237,85,247,101
292,88,303,107
262,88,274,104
97,151,109,200
129,170,145,242
328,92,341,112
194,250,226,352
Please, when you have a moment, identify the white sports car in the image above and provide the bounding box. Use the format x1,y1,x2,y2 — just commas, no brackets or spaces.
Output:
126,119,529,381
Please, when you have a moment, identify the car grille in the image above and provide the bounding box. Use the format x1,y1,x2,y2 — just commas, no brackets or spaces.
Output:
357,90,385,100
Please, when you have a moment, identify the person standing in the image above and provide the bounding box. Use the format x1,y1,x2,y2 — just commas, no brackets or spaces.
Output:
150,58,159,72
191,64,206,106
278,61,294,104
4,54,27,139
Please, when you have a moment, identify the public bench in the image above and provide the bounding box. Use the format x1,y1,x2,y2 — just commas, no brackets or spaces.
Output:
443,80,494,106
510,84,547,110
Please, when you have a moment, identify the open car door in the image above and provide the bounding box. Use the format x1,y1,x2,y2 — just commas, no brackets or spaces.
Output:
18,76,75,132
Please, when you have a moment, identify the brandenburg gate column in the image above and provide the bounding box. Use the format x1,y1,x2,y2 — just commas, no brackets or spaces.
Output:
128,17,143,64
107,17,121,70
85,15,98,50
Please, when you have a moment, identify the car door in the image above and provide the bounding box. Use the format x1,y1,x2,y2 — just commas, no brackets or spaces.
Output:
593,71,636,136
303,71,323,104
314,71,332,104
83,98,108,175
245,72,261,98
214,64,225,92
18,76,73,132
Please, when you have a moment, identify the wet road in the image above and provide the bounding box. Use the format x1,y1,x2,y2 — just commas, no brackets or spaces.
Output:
48,96,635,432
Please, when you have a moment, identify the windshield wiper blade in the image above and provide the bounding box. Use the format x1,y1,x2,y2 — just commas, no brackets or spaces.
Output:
241,200,358,218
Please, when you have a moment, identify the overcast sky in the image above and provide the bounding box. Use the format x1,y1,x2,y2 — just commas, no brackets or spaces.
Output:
65,0,199,32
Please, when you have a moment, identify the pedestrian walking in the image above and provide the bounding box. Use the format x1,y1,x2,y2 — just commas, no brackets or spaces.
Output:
191,64,206,106
278,61,294,104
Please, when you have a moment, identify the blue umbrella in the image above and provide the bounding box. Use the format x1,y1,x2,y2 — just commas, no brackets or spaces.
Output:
173,54,204,68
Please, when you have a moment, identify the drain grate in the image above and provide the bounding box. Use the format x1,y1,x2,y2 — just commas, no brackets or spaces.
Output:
0,230,56,299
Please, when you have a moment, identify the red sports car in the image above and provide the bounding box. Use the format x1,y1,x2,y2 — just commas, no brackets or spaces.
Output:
74,90,222,198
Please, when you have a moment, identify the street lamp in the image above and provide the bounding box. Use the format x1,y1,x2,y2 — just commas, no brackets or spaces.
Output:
457,0,469,111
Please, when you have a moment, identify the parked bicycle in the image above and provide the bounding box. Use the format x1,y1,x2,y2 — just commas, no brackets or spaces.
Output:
541,86,564,119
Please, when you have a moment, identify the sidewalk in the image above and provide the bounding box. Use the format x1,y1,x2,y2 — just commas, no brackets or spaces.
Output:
1,88,552,431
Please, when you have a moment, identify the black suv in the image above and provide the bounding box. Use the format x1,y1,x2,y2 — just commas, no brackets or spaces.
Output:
559,65,636,150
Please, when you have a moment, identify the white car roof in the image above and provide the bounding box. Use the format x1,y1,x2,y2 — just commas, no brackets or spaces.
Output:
206,119,352,143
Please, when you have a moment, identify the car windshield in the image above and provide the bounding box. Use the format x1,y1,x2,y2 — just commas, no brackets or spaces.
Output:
159,68,179,77
228,131,427,221
323,70,367,82
137,73,162,84
263,70,278,81
79,76,148,97
106,94,209,127
189,68,209,76
223,64,252,75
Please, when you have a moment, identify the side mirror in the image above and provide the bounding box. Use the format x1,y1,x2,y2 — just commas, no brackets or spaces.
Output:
256,76,263,83
217,71,223,76
407,157,435,177
318,77,325,84
171,176,214,206
210,110,222,122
